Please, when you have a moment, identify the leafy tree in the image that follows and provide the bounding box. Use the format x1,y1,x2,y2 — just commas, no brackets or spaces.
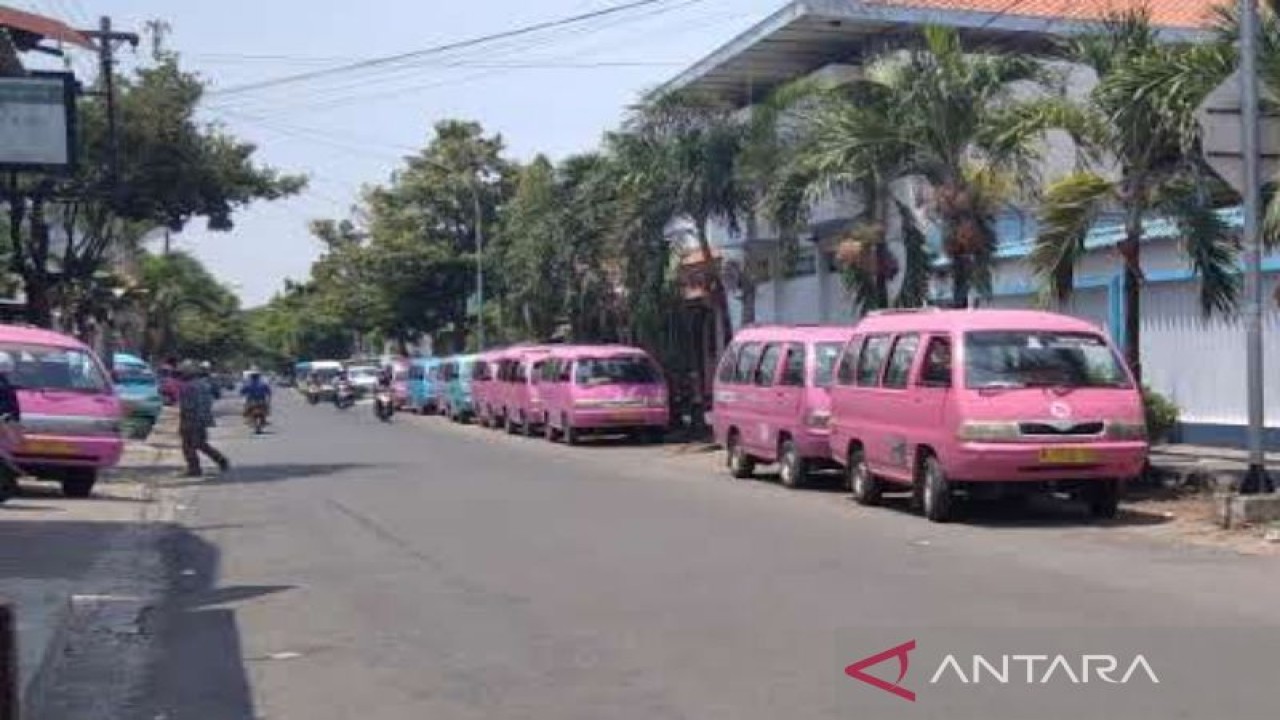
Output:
1029,9,1239,379
135,251,242,362
496,156,565,340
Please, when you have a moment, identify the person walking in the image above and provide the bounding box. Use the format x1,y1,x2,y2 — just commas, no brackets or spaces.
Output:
178,363,229,477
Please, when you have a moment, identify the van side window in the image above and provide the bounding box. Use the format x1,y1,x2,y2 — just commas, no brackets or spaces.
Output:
836,338,861,385
882,334,921,389
754,344,782,386
515,362,528,383
920,337,953,387
733,343,761,384
716,344,739,383
780,343,806,386
559,361,573,383
855,335,891,386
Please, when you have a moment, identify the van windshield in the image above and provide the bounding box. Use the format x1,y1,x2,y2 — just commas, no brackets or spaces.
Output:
0,344,110,393
574,357,660,386
114,365,156,385
964,331,1131,389
813,342,844,387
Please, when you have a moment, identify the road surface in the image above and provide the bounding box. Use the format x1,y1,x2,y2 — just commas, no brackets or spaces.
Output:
132,395,1280,719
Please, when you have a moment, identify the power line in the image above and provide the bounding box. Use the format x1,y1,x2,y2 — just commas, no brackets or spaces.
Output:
208,0,679,97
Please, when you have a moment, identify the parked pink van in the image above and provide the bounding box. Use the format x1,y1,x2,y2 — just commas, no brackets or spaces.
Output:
502,346,552,436
539,345,668,444
0,326,124,499
711,325,854,488
828,309,1147,522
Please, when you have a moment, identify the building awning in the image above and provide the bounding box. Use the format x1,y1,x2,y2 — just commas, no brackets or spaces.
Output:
657,0,1208,106
0,6,94,50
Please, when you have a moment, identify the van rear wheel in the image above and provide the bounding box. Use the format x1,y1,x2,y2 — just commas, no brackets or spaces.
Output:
544,415,558,442
0,468,17,504
726,431,755,479
562,415,579,445
61,469,97,499
778,438,806,489
849,448,881,506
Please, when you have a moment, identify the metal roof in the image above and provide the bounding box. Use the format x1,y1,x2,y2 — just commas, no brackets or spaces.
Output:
657,0,1207,106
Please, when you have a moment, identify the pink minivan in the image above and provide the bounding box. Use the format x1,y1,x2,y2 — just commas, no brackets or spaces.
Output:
502,346,552,436
539,345,668,444
471,350,498,425
0,325,124,499
828,309,1148,522
710,325,853,488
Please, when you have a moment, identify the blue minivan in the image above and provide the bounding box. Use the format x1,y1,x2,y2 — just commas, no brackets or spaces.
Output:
406,358,441,414
439,354,477,422
113,353,163,438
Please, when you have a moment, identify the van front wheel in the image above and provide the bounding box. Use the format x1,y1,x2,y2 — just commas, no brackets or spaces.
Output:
62,469,97,499
849,448,881,506
778,438,806,489
1085,479,1120,519
921,455,953,523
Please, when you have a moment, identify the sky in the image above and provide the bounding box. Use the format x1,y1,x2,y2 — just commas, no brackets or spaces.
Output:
11,0,783,306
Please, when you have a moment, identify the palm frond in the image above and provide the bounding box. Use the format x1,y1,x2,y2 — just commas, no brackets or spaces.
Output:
1155,179,1241,317
1030,172,1115,303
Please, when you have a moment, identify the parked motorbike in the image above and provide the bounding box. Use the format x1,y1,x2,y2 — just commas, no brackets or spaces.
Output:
334,382,356,410
374,389,394,422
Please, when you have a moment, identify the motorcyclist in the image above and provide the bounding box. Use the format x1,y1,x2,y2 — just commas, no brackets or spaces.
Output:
374,366,394,417
334,370,355,407
241,371,272,422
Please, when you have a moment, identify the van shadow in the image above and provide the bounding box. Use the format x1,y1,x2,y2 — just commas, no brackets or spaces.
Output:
170,463,373,488
866,493,1173,528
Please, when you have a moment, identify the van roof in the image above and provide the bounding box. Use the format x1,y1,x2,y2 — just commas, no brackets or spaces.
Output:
730,324,855,343
0,324,91,350
853,308,1106,335
547,344,652,359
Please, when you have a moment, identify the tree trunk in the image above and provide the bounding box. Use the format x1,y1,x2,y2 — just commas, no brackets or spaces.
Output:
740,280,756,326
694,220,733,349
870,186,891,311
23,192,53,327
951,254,970,309
1119,230,1143,384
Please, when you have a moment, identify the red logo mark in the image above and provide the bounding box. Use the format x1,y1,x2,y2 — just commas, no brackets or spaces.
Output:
845,640,917,702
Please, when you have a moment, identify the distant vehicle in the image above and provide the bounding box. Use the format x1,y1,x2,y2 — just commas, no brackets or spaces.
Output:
303,360,343,403
111,353,163,439
405,358,440,414
439,354,477,422
1,325,124,500
538,345,668,445
347,365,379,396
711,325,853,488
827,309,1147,523
497,346,552,436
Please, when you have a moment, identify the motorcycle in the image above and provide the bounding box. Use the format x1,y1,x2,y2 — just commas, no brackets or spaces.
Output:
374,388,394,422
334,381,356,410
245,401,269,435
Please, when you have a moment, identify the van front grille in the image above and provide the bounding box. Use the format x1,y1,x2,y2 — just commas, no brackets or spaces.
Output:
1019,421,1104,436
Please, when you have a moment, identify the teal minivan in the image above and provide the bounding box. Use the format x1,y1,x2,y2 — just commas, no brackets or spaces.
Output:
439,354,477,423
112,352,163,438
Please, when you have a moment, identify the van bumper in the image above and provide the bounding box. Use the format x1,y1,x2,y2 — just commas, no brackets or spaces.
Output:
793,429,833,459
14,433,124,470
570,407,668,430
947,441,1148,482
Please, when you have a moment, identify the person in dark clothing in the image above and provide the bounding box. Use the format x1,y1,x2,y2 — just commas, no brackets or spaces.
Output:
178,364,229,477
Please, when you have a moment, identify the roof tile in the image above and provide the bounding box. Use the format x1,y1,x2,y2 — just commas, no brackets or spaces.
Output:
869,0,1224,29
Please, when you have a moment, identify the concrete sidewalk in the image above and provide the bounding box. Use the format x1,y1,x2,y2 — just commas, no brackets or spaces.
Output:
1148,443,1280,490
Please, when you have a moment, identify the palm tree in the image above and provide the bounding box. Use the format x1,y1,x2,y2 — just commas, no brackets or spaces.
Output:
626,90,749,345
774,26,1057,310
1029,9,1241,380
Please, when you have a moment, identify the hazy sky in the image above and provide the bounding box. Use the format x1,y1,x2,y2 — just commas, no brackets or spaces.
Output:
14,0,782,305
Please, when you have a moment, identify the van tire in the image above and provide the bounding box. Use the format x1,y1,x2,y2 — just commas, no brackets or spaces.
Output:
1085,479,1120,519
0,469,17,504
726,431,755,479
544,416,558,442
563,416,579,446
849,447,881,506
921,455,953,523
778,438,806,489
62,469,96,499
521,412,534,438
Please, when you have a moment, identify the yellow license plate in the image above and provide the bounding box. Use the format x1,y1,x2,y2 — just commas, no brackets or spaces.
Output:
22,439,79,456
1039,447,1097,464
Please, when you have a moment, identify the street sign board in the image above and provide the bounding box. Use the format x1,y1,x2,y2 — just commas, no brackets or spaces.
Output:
0,72,76,172
1197,68,1280,195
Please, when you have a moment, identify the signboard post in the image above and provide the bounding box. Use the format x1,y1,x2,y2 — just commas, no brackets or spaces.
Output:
1196,0,1273,494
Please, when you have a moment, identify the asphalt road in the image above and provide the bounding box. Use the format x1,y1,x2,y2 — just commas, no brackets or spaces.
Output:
136,395,1280,720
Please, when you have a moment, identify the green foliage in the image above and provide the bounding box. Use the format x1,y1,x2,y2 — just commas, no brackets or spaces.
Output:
1143,386,1180,444
137,251,242,362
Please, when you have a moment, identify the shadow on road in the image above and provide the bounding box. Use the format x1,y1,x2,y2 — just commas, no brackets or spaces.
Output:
863,493,1173,528
141,526,261,720
170,463,373,487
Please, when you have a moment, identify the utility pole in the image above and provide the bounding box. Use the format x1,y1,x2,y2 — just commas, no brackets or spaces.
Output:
82,17,139,370
1238,0,1273,493
473,180,485,351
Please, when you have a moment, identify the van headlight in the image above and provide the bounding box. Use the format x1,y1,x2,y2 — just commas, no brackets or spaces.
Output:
1107,421,1147,440
957,421,1020,442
